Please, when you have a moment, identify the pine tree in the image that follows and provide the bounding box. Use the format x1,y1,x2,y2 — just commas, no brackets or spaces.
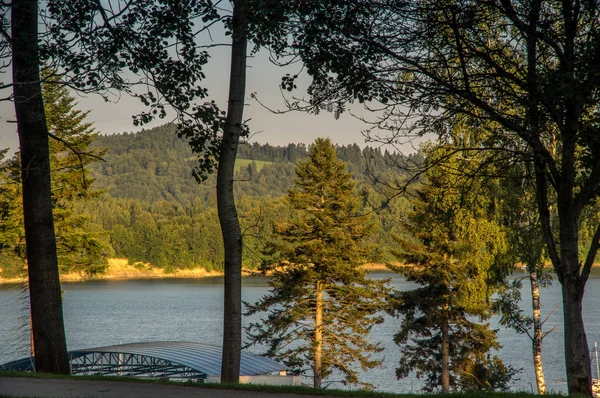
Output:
44,70,111,276
390,145,517,393
245,138,389,389
0,71,109,277
0,151,26,276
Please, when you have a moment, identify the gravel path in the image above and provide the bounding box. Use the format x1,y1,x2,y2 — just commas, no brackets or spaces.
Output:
0,377,330,398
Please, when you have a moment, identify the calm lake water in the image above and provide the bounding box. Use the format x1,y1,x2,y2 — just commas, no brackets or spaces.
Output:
1,272,600,393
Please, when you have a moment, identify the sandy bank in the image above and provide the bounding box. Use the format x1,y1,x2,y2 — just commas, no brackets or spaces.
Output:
0,258,223,284
0,260,396,284
4,260,586,285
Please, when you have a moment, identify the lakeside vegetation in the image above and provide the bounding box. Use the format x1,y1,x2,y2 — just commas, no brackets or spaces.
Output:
2,1,600,395
3,123,416,278
2,119,599,392
2,121,598,391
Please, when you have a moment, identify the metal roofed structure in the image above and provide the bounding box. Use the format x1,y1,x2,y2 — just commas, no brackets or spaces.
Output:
0,341,295,384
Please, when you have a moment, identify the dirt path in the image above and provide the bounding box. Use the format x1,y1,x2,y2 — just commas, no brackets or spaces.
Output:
0,377,331,398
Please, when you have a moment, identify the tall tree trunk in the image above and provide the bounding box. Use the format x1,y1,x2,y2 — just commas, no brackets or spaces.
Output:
530,270,546,394
441,315,450,393
218,0,247,384
562,276,591,395
559,201,592,395
314,280,323,389
11,0,69,374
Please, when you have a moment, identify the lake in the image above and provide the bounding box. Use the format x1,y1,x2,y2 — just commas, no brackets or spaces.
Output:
1,272,600,393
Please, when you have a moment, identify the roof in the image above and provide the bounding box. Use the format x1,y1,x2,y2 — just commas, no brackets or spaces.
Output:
0,341,288,378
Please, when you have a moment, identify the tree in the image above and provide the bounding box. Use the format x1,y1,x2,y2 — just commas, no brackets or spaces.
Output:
0,71,109,277
389,145,515,393
214,0,249,382
495,164,554,395
274,1,600,394
0,151,26,276
43,70,109,276
246,138,389,389
5,0,220,375
10,0,69,374
44,0,250,379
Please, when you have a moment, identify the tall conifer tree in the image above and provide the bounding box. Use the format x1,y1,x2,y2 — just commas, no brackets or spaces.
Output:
390,145,516,393
0,71,108,277
43,71,109,275
246,138,388,389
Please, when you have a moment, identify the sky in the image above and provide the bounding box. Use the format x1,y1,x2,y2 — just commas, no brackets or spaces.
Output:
0,15,422,156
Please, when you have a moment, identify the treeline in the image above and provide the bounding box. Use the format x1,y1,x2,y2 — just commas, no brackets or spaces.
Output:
76,124,413,270
91,125,421,206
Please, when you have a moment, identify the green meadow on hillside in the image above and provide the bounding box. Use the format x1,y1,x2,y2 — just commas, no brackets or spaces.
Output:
234,158,272,173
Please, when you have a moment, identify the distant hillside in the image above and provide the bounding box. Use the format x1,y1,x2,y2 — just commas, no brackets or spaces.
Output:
78,124,415,270
91,123,419,207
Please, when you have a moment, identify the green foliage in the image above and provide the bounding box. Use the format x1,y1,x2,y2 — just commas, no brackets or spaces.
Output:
0,152,25,276
245,138,389,389
46,0,226,181
90,125,410,207
494,163,554,335
234,158,271,173
389,145,516,393
0,72,110,277
75,125,412,271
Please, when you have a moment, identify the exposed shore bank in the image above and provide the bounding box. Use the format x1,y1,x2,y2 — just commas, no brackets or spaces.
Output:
3,261,594,285
0,258,223,285
0,260,393,285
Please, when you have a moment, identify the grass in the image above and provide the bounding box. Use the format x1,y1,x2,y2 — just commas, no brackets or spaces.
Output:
0,371,570,398
234,158,272,173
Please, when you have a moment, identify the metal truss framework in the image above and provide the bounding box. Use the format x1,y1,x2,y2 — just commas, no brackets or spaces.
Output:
69,352,206,380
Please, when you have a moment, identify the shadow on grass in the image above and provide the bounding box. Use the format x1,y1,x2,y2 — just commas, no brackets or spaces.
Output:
0,371,569,398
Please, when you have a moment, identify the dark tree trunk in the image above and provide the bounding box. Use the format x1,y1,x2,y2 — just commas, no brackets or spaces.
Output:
562,269,591,395
11,0,69,374
535,147,593,395
218,0,247,384
558,190,592,395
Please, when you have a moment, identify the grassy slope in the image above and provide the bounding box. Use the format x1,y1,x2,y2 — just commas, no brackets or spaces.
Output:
234,158,272,172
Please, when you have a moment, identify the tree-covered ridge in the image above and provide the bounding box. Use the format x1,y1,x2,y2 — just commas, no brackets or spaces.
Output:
73,124,413,271
90,123,418,206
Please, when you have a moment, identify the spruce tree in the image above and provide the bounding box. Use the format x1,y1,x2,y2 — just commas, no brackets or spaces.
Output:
43,70,109,275
0,71,109,277
245,138,389,389
390,145,516,393
0,151,25,276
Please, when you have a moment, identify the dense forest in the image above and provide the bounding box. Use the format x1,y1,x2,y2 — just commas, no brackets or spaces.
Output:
62,124,418,272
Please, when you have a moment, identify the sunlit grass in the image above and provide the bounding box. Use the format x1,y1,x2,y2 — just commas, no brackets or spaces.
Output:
234,158,272,173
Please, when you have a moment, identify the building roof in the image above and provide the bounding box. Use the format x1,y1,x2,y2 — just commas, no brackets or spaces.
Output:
0,341,288,378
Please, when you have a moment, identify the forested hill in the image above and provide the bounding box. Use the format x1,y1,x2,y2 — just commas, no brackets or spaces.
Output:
91,123,419,207
78,124,413,270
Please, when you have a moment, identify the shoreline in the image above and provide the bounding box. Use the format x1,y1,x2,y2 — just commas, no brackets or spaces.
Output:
0,258,224,285
0,260,394,285
2,260,598,285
